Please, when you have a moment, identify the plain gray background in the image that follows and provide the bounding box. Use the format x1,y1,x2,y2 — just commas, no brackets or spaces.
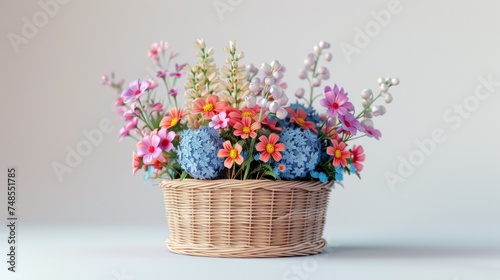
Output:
1,0,499,279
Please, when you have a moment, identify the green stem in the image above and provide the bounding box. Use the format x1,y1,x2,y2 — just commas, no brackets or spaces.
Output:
308,51,322,107
242,86,268,180
355,92,382,119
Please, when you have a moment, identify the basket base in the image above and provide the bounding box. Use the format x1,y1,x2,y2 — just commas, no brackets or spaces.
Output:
165,239,327,258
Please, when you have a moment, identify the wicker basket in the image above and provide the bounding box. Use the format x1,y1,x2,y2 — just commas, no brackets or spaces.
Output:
159,179,332,258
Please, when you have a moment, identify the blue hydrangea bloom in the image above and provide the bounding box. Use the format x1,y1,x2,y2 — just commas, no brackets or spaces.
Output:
177,127,224,179
349,163,357,174
335,165,344,181
278,128,320,179
318,172,328,183
311,170,329,183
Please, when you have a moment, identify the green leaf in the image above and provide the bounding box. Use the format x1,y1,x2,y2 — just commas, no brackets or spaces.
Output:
179,171,188,181
262,170,277,179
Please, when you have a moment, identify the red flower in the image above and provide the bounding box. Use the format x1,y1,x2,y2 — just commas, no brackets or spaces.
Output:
326,140,350,167
286,108,318,133
351,145,365,172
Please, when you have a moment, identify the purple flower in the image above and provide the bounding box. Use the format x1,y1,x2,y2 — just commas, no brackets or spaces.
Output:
319,84,354,118
157,128,175,152
168,88,178,97
361,123,382,140
121,79,150,103
209,112,229,129
137,134,162,164
339,113,361,136
157,69,168,78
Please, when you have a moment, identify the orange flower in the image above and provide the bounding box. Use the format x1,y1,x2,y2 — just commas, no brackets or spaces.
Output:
217,141,244,168
191,95,228,120
286,108,318,133
160,108,184,129
233,117,261,139
228,106,260,126
256,133,285,162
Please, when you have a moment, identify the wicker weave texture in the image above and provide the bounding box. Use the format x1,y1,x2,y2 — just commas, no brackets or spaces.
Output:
160,179,331,258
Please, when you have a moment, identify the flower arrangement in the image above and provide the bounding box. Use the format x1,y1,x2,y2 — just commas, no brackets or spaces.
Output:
102,39,399,184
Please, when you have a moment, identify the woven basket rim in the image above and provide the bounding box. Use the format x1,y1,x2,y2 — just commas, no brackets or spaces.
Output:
159,179,333,191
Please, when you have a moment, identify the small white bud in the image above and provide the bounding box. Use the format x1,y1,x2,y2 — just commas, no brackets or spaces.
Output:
271,60,281,71
304,53,315,67
361,118,374,127
264,76,274,86
379,105,386,116
249,82,260,93
295,88,305,98
361,88,373,100
257,97,267,108
384,92,393,103
245,96,256,108
276,108,288,120
324,52,333,62
260,63,271,74
312,78,321,87
268,101,279,113
380,83,389,92
318,41,330,49
298,68,308,80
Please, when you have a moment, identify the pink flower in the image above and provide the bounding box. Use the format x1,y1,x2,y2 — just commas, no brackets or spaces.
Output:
255,133,285,162
319,85,354,118
361,124,382,140
123,103,139,120
148,41,169,63
151,102,163,113
339,113,361,136
209,112,230,129
119,117,138,141
121,80,150,103
169,63,186,78
119,127,129,142
168,88,178,97
217,141,244,168
326,140,350,167
351,145,365,172
156,128,175,152
146,79,158,90
114,97,124,106
136,134,162,164
233,117,261,139
157,69,168,78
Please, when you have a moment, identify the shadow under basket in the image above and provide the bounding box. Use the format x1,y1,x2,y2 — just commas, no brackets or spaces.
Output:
159,179,332,258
